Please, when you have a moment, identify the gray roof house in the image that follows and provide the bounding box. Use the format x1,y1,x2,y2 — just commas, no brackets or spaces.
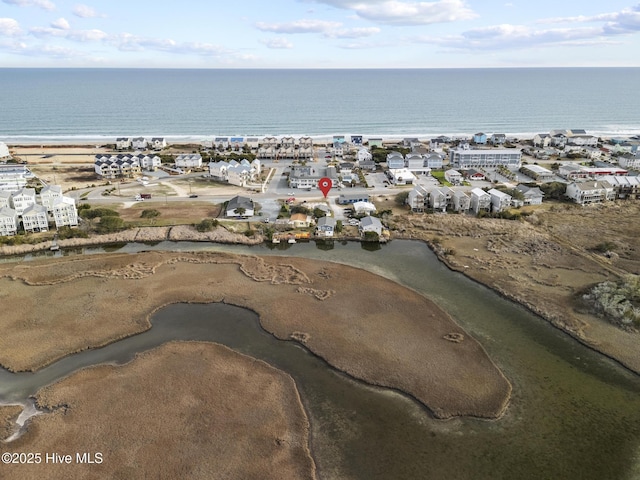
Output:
225,195,255,217
359,216,383,236
316,216,337,237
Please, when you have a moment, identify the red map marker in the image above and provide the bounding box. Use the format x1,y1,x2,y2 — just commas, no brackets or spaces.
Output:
318,177,332,198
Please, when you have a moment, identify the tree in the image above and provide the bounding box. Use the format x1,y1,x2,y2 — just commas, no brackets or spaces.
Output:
335,220,343,233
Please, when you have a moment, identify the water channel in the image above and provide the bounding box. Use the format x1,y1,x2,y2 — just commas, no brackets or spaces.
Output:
2,240,640,479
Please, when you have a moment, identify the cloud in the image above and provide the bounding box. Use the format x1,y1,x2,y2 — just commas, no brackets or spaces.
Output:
0,17,22,36
260,37,294,49
309,0,477,26
0,40,82,58
30,25,108,42
72,4,105,18
50,17,70,30
255,19,380,39
2,0,55,10
255,19,342,34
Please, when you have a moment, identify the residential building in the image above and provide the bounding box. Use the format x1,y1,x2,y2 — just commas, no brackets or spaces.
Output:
0,190,11,209
52,196,79,227
406,153,429,175
618,154,640,170
227,160,252,187
356,148,373,164
449,147,521,169
359,160,376,171
387,168,416,185
407,184,428,212
601,175,640,200
298,137,314,159
463,169,486,181
116,137,131,150
316,216,337,237
491,134,507,145
150,137,167,150
10,187,36,216
428,187,453,212
246,137,260,150
289,213,312,228
337,193,370,205
559,163,627,181
532,134,551,148
386,152,405,170
215,137,229,150
332,141,344,157
351,135,363,146
280,137,296,158
473,133,488,144
0,164,30,192
444,169,463,185
515,185,544,205
225,195,254,217
488,188,513,212
39,185,63,211
140,154,161,171
359,216,383,236
520,164,555,182
565,181,615,205
368,138,384,148
175,154,203,169
567,135,597,147
22,203,49,232
470,188,491,214
132,137,147,150
424,153,444,169
353,201,377,215
0,142,10,159
94,154,142,179
0,206,18,236
289,166,338,190
201,138,214,149
452,190,470,212
229,137,244,151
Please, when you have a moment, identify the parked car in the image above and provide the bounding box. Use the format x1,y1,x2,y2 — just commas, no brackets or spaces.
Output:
189,194,198,198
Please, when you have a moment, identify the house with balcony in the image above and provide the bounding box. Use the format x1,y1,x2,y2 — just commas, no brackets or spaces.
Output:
491,134,507,145
22,203,49,232
10,188,36,216
449,146,521,169
351,135,363,147
209,161,229,181
357,148,373,164
359,216,383,236
52,196,79,227
444,169,463,185
488,188,513,212
229,137,245,151
533,133,551,148
601,175,640,200
425,153,444,169
289,166,338,190
473,133,488,144
132,137,147,150
226,161,252,187
140,154,161,171
406,153,429,176
316,216,337,237
470,188,491,214
175,154,203,169
0,164,30,192
280,137,296,158
39,185,63,211
407,184,428,212
0,190,10,209
452,190,470,212
565,181,615,205
0,206,18,236
150,137,166,150
618,154,640,170
116,137,131,150
520,164,555,182
298,137,314,159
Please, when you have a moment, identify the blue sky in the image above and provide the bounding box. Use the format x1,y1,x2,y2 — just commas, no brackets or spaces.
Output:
1,0,639,67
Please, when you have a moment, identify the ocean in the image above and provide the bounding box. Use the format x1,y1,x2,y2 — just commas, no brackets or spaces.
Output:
1,68,639,144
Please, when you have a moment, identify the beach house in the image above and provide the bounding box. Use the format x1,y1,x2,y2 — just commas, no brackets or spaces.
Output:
316,216,337,237
289,166,338,190
444,169,463,185
565,181,615,205
52,196,79,227
359,216,383,236
175,154,203,169
0,142,10,160
116,138,131,150
39,185,63,211
150,138,167,150
132,137,147,150
473,133,487,144
10,188,36,216
600,176,640,200
488,188,513,213
0,206,18,236
225,195,254,217
0,164,30,192
470,188,491,214
452,190,471,212
0,191,10,209
515,185,544,205
22,203,49,233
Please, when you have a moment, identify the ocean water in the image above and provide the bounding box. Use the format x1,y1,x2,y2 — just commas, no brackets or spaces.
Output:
0,68,639,143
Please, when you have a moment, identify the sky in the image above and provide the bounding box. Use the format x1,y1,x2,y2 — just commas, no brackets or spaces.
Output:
1,0,639,68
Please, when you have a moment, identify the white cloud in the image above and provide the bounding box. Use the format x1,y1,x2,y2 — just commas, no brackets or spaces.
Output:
2,0,55,11
260,37,294,49
309,0,477,26
50,17,70,30
72,4,105,18
0,17,22,36
255,19,342,34
0,40,82,58
327,27,381,38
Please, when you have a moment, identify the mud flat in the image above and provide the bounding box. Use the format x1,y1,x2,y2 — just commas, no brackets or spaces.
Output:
2,342,316,480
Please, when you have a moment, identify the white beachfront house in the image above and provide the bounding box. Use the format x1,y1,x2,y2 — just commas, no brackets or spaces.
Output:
359,216,383,236
175,154,203,169
0,164,30,192
444,169,463,185
0,206,19,236
10,187,37,216
0,190,10,209
209,161,229,181
487,188,513,213
140,154,161,171
52,196,79,227
39,185,63,211
452,190,470,212
356,148,373,164
22,203,49,233
132,137,147,150
116,137,132,150
0,142,11,159
565,181,615,205
470,188,491,214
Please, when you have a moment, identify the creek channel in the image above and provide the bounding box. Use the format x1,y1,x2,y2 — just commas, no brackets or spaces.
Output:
2,239,640,479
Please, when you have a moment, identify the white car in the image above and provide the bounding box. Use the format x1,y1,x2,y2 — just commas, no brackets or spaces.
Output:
287,192,295,195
